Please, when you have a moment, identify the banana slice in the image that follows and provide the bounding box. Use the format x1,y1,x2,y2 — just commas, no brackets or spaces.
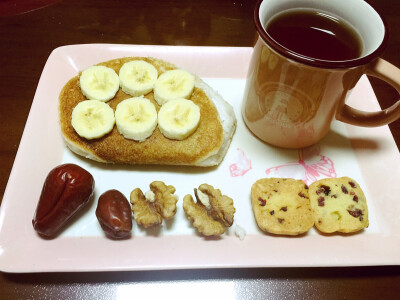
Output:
79,66,120,102
153,69,195,105
115,97,158,142
119,60,158,97
71,100,115,140
157,98,200,140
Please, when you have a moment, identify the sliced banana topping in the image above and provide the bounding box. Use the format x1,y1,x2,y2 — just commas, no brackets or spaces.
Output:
119,60,158,97
115,97,158,142
79,66,120,102
71,100,115,140
153,69,195,106
157,98,200,140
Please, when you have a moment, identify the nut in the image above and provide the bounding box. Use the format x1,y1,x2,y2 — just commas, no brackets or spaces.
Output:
130,188,163,228
196,184,235,227
96,189,132,239
130,181,178,228
150,181,178,219
183,184,235,236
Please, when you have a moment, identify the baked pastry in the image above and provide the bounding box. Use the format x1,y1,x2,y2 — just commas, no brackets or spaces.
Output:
251,178,314,235
59,57,236,166
309,177,369,233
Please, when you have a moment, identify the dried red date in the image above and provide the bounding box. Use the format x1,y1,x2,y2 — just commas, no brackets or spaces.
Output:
96,189,132,239
32,164,95,237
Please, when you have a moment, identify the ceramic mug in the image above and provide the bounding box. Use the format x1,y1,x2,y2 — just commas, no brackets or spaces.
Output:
242,0,400,148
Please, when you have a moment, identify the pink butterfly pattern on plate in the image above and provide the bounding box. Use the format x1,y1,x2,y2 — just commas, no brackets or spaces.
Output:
229,148,252,177
265,145,336,186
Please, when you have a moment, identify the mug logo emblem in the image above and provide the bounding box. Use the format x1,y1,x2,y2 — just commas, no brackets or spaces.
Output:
259,83,316,127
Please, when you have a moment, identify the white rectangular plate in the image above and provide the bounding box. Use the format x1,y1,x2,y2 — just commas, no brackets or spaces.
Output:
1,44,399,273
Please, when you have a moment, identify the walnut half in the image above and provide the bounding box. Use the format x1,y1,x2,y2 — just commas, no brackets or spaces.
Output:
183,184,235,236
130,181,178,228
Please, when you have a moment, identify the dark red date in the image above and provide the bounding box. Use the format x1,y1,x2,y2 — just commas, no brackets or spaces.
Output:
32,163,95,237
96,189,132,239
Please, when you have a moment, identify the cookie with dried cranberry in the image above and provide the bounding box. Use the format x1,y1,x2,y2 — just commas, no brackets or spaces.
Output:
251,178,313,235
309,177,369,233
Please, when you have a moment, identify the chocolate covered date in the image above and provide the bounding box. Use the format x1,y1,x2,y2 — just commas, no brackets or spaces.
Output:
32,163,95,237
96,189,132,239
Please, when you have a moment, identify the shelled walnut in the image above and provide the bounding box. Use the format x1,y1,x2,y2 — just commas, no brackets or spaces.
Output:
183,184,235,236
130,181,178,228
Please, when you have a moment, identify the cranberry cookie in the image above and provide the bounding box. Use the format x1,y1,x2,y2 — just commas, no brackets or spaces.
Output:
309,177,369,233
251,178,314,235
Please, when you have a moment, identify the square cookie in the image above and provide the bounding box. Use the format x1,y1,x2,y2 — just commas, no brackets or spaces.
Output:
251,178,314,235
309,177,369,233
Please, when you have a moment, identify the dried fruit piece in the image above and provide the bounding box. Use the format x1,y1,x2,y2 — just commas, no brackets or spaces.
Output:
347,208,363,218
341,185,348,194
183,184,235,236
96,189,132,239
32,164,95,237
258,197,267,206
349,181,356,188
130,181,178,228
317,185,331,196
298,192,307,198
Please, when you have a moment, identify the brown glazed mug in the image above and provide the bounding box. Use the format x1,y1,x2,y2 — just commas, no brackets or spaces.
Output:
242,0,400,148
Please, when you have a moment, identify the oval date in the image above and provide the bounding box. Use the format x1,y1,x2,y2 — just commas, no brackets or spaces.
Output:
32,163,95,237
96,189,132,239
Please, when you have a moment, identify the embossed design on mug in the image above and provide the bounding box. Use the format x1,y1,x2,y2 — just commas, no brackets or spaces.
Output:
258,82,317,128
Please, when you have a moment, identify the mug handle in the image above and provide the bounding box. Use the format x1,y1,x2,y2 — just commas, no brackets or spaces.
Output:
336,58,400,127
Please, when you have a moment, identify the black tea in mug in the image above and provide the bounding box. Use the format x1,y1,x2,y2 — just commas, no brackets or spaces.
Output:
265,9,363,61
